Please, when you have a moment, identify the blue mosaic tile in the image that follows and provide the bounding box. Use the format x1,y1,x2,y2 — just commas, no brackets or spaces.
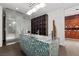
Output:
19,34,59,56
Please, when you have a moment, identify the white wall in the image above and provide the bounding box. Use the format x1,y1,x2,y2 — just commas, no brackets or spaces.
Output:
47,9,65,44
0,6,2,47
65,6,79,16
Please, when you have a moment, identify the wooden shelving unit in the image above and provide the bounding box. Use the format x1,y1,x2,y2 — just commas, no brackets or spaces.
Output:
31,14,48,36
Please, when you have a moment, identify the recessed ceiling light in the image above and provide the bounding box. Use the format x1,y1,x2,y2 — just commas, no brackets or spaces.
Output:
16,8,19,10
12,21,16,24
9,24,11,26
26,3,46,15
26,8,37,15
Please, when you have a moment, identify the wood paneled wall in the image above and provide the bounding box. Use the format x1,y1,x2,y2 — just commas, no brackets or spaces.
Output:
65,14,79,39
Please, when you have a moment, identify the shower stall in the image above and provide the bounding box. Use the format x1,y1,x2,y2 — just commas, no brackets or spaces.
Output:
3,8,19,45
3,8,29,46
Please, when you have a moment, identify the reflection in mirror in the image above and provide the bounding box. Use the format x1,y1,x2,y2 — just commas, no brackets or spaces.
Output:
6,14,17,45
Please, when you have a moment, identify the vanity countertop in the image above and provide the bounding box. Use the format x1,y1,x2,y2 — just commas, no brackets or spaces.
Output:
23,34,52,43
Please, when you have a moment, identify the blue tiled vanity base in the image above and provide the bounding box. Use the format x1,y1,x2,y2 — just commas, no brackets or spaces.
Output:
20,35,49,56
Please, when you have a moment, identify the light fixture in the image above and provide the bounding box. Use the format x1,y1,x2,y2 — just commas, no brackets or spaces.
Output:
12,21,16,24
26,8,37,15
9,24,11,26
69,30,71,31
16,8,19,10
26,3,46,15
78,30,79,32
75,25,79,27
74,30,76,31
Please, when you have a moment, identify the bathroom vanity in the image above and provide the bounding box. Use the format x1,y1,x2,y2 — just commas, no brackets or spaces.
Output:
19,34,59,56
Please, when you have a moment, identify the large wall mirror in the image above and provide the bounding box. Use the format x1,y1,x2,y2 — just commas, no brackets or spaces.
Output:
3,8,29,45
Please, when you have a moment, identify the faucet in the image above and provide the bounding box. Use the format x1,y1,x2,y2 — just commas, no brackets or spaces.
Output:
36,30,39,35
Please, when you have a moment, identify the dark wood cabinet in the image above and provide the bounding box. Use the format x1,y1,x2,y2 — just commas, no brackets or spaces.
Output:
31,14,48,36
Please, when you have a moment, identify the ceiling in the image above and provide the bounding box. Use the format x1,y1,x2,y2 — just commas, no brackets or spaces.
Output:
0,3,79,18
